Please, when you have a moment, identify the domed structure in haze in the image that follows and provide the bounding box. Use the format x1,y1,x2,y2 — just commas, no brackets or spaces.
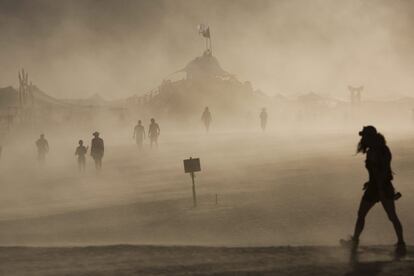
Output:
129,27,267,126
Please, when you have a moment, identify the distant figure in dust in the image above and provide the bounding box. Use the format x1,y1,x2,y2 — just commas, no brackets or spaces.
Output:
201,107,212,132
36,134,49,164
133,120,145,150
90,131,104,170
148,118,160,148
260,108,268,131
341,126,406,256
75,140,88,171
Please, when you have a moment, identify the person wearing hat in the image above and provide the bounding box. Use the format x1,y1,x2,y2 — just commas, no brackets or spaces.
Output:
90,131,104,170
341,126,406,256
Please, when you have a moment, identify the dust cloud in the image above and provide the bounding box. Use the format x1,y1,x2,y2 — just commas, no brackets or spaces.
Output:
1,0,414,99
0,0,413,248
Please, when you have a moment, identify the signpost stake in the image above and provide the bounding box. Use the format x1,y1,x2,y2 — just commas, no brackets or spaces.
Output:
183,157,201,208
191,171,197,208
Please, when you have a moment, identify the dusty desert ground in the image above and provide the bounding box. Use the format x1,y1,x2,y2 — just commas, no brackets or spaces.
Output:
0,245,413,275
0,126,414,274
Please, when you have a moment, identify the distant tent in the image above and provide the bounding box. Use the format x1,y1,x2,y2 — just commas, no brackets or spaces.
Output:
0,86,18,108
297,92,324,103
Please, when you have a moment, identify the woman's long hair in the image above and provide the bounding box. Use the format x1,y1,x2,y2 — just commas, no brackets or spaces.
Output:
357,132,386,154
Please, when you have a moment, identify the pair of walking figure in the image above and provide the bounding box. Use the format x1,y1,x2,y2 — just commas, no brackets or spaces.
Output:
75,131,104,171
133,118,160,148
341,125,406,257
200,107,268,132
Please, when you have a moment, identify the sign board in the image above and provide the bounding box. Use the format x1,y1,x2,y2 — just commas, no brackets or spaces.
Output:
183,158,201,173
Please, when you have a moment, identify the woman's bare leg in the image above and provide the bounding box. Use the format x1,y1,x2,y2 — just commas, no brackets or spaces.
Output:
381,199,404,244
353,199,376,240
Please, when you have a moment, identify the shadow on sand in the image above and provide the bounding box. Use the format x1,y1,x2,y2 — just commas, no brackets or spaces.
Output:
345,250,399,276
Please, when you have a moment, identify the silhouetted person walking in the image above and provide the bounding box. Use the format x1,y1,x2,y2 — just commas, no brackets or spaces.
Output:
36,134,49,164
201,107,212,132
260,108,268,131
90,131,104,171
341,126,406,256
148,118,160,148
133,120,145,150
75,140,88,171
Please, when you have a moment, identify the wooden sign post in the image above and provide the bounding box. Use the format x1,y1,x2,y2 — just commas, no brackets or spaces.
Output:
183,157,201,207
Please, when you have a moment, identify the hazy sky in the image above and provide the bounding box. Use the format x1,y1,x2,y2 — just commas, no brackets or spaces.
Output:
1,0,414,100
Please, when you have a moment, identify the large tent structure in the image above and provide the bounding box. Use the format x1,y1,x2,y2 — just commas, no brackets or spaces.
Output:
130,26,267,125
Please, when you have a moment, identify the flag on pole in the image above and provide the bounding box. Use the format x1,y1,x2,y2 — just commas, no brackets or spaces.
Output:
202,27,210,38
198,24,210,38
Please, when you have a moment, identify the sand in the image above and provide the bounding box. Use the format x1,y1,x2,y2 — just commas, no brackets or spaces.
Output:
0,129,413,274
0,245,413,275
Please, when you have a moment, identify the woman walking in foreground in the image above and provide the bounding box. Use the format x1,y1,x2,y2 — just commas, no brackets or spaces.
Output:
341,126,406,256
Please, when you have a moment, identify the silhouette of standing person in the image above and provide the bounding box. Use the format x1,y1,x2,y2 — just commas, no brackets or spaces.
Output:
148,118,160,148
75,140,88,171
36,134,49,164
133,120,145,150
260,108,268,131
341,126,406,256
90,131,104,171
201,107,212,132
